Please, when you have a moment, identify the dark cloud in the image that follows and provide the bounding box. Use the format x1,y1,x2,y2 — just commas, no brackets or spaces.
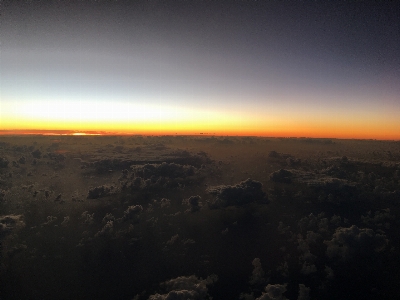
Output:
325,225,388,261
81,211,95,225
207,179,267,208
61,216,70,227
361,208,394,228
270,169,294,183
95,220,114,237
297,284,310,300
297,213,349,244
183,195,202,212
0,214,24,238
18,156,26,164
31,149,42,159
132,162,196,179
249,258,267,286
91,158,138,173
255,283,288,300
297,233,318,275
267,151,301,168
324,265,334,280
0,189,7,202
160,198,171,208
0,157,9,168
102,213,115,224
148,274,218,300
87,185,117,199
276,261,289,277
120,205,143,223
166,150,212,168
166,234,180,246
41,215,58,226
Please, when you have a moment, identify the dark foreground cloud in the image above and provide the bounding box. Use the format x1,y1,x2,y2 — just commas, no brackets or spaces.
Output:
255,283,288,300
148,274,218,300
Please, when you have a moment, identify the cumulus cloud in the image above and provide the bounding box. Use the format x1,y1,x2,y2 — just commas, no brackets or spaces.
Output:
277,261,289,277
119,205,143,223
0,157,9,168
0,214,24,238
324,265,334,280
249,258,267,286
61,216,70,227
31,149,42,159
255,283,288,300
166,234,180,246
132,162,196,180
297,284,310,300
0,189,7,202
87,185,117,199
361,208,394,228
269,169,294,184
183,195,202,212
148,274,218,300
95,220,114,237
102,213,115,224
160,198,171,208
296,233,318,275
207,179,267,208
300,262,317,275
325,225,388,261
165,234,195,248
91,158,136,173
266,150,302,168
298,213,332,235
81,211,95,225
167,150,212,168
42,215,58,226
277,221,291,235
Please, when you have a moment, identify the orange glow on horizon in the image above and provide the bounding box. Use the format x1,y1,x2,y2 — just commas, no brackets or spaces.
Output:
2,97,399,140
1,101,399,140
0,128,400,140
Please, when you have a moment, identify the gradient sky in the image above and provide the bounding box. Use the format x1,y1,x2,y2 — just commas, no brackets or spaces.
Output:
2,0,400,139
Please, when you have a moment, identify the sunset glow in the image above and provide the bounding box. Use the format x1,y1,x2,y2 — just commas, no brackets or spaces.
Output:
1,1,399,140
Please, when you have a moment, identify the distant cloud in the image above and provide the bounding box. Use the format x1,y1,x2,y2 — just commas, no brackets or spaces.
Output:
0,157,9,168
87,185,117,199
207,179,268,208
269,169,294,184
31,149,42,159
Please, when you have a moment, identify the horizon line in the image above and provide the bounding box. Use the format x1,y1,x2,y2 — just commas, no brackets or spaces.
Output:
0,129,398,142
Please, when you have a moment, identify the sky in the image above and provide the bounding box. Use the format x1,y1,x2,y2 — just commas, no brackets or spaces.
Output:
1,0,400,139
